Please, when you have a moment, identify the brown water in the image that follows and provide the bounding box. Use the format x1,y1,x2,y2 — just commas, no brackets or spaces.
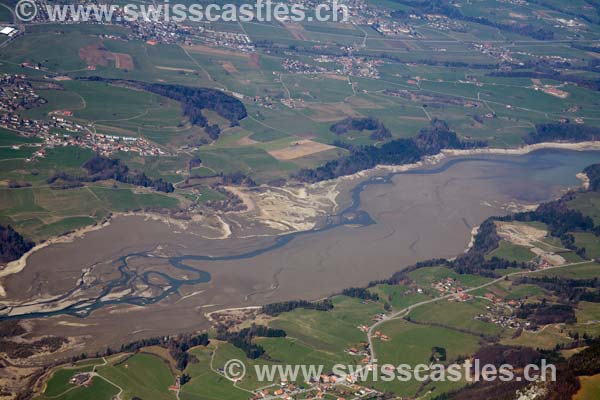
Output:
6,149,600,352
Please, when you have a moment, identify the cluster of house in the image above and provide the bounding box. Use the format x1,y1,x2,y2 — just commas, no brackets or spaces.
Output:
424,14,468,32
513,49,574,67
89,132,165,157
372,313,386,323
471,42,516,63
283,58,328,75
372,330,390,342
200,30,254,52
346,345,370,358
499,0,527,5
371,21,414,36
433,277,464,295
449,291,472,302
282,54,382,80
313,55,382,79
0,74,47,113
1,112,164,159
474,293,526,329
554,18,586,30
253,380,299,399
252,375,380,400
347,0,419,36
1,113,50,137
429,277,472,302
21,0,187,45
347,1,416,36
129,19,189,45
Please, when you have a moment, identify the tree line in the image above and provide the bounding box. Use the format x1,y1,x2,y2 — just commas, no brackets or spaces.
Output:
261,299,334,316
140,83,246,140
342,287,380,301
47,155,175,193
583,163,600,191
216,324,286,359
295,119,485,183
82,77,247,141
517,276,600,305
489,71,600,92
330,117,391,141
0,225,34,263
525,122,600,144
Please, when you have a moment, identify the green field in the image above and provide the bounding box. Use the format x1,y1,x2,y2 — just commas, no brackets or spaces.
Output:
575,374,600,400
574,232,600,259
408,266,493,290
372,319,482,397
576,302,600,324
0,128,42,146
96,353,176,400
268,295,383,355
369,284,431,309
569,192,600,226
487,241,535,263
0,134,183,241
533,262,600,279
408,298,504,336
181,345,249,400
42,366,95,397
0,182,180,241
44,377,119,400
36,354,176,400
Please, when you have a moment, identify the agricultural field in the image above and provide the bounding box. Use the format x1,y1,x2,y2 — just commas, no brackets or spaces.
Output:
181,344,249,400
575,375,600,400
486,241,536,263
268,296,384,355
372,319,481,397
96,353,176,400
407,266,493,290
35,354,177,400
408,298,504,336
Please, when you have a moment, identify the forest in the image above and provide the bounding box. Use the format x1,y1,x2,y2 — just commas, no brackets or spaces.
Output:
330,117,392,141
82,77,247,141
295,119,482,183
0,225,34,263
217,325,287,359
525,123,600,144
261,299,334,316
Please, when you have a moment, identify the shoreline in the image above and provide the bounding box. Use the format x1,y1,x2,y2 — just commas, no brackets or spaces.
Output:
2,140,599,294
312,141,600,189
0,220,112,297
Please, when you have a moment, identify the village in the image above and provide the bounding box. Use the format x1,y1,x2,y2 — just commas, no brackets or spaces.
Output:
248,374,381,400
0,74,48,112
1,112,165,160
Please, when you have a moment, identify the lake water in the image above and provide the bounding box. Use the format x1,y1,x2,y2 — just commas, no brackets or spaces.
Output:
5,149,600,348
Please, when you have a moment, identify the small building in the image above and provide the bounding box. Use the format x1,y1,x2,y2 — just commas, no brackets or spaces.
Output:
0,27,17,37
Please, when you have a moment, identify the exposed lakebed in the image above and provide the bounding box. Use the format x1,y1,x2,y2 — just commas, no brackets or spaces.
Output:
2,149,600,349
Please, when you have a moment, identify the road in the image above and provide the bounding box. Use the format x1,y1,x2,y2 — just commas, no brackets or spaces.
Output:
367,260,591,364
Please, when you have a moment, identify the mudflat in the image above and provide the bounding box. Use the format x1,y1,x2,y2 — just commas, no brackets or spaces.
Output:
3,149,599,358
